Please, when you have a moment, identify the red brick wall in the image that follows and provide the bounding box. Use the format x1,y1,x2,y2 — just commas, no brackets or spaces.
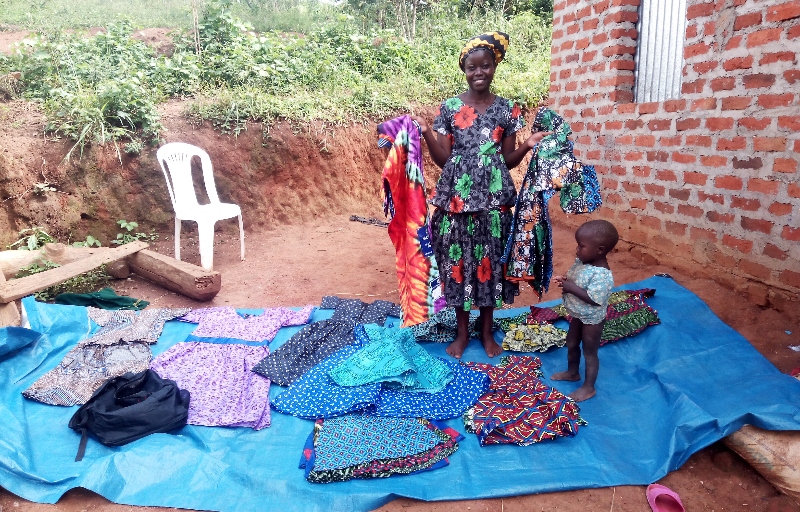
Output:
549,0,800,309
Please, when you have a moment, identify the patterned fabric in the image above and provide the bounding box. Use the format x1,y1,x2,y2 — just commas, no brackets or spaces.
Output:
150,342,272,430
459,32,510,69
540,288,661,344
431,208,519,310
562,258,614,325
409,307,511,342
179,306,314,342
430,96,523,213
464,355,585,446
300,416,462,483
252,296,402,386
502,321,568,353
330,324,453,393
377,115,444,326
494,312,530,333
22,307,189,406
503,107,601,297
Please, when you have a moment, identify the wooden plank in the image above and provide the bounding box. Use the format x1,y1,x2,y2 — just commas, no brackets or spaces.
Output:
0,270,20,327
1,244,114,280
127,249,221,302
0,241,148,303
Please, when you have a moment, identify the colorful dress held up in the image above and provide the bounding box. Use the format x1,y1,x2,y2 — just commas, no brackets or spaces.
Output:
430,95,524,311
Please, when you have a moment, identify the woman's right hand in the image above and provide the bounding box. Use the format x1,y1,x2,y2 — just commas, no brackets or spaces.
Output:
411,115,429,134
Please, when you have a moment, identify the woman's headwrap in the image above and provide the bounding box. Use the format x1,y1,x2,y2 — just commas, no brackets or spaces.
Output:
459,32,510,70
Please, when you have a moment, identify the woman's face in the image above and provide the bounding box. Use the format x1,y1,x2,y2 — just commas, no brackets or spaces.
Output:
463,49,496,93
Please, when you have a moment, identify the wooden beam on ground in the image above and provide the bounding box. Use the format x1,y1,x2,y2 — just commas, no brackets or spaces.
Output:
1,243,116,280
0,271,20,327
127,249,221,302
0,241,148,303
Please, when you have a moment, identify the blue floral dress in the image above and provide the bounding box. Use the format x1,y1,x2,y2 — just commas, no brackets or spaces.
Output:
430,95,524,310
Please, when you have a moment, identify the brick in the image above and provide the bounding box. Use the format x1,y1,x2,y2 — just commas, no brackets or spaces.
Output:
609,60,636,70
648,119,672,131
583,18,600,30
559,69,572,79
575,37,590,50
726,34,743,50
703,21,716,36
693,60,718,74
654,201,674,214
602,45,637,57
615,134,634,145
629,198,648,209
624,151,644,161
783,226,800,241
581,50,598,62
647,151,669,162
722,234,753,253
691,98,717,111
748,178,779,194
605,193,624,205
768,202,793,216
624,119,644,130
678,204,704,218
685,42,712,58
778,116,800,131
766,2,800,22
663,100,686,112
633,166,651,177
567,24,580,35
592,33,609,45
710,77,735,91
604,120,623,130
741,217,774,234
747,28,782,48
644,183,665,196
685,171,707,185
676,118,702,131
610,27,638,39
636,135,657,147
774,158,798,173
611,165,626,175
715,175,743,189
702,155,728,167
682,79,706,94
760,51,796,65
622,182,641,193
754,137,786,151
691,227,718,241
566,53,580,63
699,191,724,204
605,11,639,24
686,24,699,38
586,150,602,160
779,269,800,288
709,211,735,223
743,74,777,89
731,197,760,211
687,2,714,19
739,259,773,280
790,182,800,198
734,11,762,29
721,96,752,110
759,93,794,108
686,135,712,147
738,117,771,130
610,90,634,103
576,5,591,17
666,221,687,236
641,215,661,230
658,169,678,182
668,187,689,200
672,152,697,164
723,56,753,71
732,157,762,169
600,75,636,87
638,102,659,115
706,117,735,130
717,137,746,150
660,136,682,146
763,243,789,260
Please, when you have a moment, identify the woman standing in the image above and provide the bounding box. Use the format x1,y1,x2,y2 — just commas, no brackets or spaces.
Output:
413,32,551,359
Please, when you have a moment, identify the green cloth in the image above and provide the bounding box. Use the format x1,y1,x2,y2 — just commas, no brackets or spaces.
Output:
54,287,149,310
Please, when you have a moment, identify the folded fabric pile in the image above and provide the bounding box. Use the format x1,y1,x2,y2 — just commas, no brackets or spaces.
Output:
299,416,463,483
501,321,568,353
179,305,315,343
464,355,585,446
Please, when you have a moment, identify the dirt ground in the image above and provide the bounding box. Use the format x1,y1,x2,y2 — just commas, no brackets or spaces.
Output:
1,216,799,512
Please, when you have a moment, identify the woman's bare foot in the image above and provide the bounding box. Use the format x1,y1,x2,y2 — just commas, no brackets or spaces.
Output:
481,334,503,358
569,385,596,402
551,371,581,382
446,334,469,359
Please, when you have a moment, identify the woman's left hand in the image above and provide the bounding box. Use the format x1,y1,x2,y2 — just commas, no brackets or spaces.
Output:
525,130,553,149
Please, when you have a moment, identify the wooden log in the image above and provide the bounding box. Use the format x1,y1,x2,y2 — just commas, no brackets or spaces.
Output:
127,249,220,302
0,244,115,279
0,241,148,303
0,270,20,327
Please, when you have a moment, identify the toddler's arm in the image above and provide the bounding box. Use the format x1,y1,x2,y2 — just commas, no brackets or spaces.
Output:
556,276,600,306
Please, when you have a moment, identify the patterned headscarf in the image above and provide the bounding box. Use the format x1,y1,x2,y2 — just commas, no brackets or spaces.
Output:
459,32,510,70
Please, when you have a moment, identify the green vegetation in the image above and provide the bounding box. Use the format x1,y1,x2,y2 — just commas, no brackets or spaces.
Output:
0,0,552,152
15,261,110,302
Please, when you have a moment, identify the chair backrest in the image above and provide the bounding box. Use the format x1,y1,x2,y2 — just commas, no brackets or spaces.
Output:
156,143,222,210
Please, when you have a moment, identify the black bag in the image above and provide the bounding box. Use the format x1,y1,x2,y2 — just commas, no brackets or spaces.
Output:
69,369,190,461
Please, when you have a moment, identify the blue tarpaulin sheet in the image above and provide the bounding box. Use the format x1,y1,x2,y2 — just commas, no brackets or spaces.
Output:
1,276,799,511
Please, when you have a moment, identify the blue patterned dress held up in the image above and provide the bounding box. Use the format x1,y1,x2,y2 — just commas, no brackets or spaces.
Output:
430,95,524,311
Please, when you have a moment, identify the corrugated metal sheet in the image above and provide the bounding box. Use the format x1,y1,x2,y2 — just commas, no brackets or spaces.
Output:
634,0,687,103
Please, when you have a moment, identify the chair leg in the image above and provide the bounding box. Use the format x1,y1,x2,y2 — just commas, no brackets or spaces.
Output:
238,214,245,261
174,218,182,261
198,221,216,270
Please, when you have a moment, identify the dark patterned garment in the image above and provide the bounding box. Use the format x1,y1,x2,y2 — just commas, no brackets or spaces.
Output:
299,416,462,483
409,307,520,342
464,355,586,446
528,288,660,345
251,296,402,386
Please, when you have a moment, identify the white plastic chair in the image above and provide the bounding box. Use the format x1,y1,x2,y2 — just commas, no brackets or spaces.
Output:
156,142,245,270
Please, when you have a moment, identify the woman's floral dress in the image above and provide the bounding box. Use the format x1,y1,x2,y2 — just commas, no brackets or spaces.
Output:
430,95,524,310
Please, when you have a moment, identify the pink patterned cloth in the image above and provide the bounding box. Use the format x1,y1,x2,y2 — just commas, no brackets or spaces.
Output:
180,306,315,342
150,342,272,430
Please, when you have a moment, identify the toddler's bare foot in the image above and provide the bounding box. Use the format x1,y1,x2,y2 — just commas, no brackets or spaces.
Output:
446,334,469,359
551,371,581,382
481,335,503,358
569,385,596,402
